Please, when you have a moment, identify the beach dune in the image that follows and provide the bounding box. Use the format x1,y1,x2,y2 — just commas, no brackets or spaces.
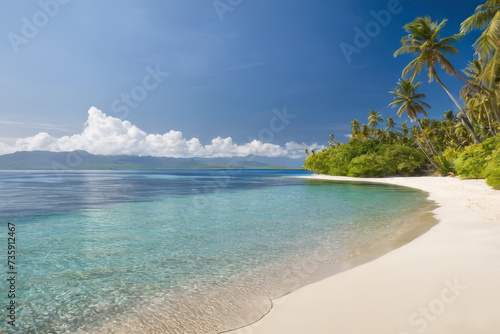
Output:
229,176,500,334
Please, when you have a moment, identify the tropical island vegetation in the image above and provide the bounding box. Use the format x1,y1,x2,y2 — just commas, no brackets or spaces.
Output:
304,1,500,189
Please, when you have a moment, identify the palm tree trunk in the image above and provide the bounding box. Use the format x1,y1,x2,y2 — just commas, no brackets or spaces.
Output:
483,102,498,136
490,99,500,126
433,71,482,143
416,119,439,155
414,138,440,170
453,70,478,86
458,114,480,143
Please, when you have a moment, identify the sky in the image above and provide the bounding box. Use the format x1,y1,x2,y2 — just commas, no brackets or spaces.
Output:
0,0,483,158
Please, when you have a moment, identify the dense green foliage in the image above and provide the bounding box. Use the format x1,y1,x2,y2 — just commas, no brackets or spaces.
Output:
455,135,500,188
304,3,500,188
304,140,425,177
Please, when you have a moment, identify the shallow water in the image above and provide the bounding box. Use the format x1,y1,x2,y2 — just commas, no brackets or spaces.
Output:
0,170,433,333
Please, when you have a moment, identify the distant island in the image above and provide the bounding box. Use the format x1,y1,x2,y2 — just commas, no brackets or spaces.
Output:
0,150,305,170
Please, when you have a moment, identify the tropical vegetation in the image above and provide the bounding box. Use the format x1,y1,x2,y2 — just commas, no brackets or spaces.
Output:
304,1,500,189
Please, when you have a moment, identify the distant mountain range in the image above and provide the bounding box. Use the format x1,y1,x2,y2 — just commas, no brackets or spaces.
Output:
0,151,305,169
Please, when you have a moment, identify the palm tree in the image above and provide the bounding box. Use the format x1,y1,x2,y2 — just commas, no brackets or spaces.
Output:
400,120,410,141
389,79,440,163
368,110,384,130
387,130,398,144
461,0,500,85
394,16,482,143
350,119,361,139
329,134,338,148
385,117,397,131
454,122,473,148
374,128,385,140
395,16,469,83
360,124,370,139
410,125,438,169
442,109,457,122
461,59,500,127
466,96,498,136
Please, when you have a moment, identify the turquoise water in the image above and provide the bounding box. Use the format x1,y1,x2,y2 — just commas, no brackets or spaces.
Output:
0,170,431,333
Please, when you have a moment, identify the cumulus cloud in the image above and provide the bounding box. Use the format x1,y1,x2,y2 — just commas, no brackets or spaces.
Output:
0,107,323,158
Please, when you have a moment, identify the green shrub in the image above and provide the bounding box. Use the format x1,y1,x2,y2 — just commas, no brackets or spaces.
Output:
484,142,500,189
384,145,426,176
455,144,489,178
486,172,500,189
455,135,500,179
442,148,460,162
435,156,456,176
348,154,388,177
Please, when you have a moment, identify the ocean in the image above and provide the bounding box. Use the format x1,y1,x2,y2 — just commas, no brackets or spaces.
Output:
0,169,434,333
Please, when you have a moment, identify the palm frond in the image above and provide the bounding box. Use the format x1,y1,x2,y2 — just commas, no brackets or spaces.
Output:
402,57,424,77
461,7,496,33
432,18,447,40
435,52,459,75
436,33,463,48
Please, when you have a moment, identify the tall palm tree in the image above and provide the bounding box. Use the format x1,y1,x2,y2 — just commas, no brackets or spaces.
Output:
350,119,361,139
385,117,397,131
360,124,370,139
389,79,440,160
466,95,498,136
368,110,384,130
394,16,482,143
461,59,500,126
461,0,500,85
400,120,410,140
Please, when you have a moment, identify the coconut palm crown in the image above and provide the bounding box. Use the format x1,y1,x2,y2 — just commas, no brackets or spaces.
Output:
461,0,500,84
389,79,430,121
394,16,467,84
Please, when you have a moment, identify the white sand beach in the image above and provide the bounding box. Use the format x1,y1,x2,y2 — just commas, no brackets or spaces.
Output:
229,176,500,334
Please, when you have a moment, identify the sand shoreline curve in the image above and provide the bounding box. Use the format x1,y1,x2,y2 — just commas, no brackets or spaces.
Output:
228,175,500,334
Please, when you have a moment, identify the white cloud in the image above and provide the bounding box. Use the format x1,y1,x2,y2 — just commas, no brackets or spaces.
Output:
0,107,323,158
0,142,16,155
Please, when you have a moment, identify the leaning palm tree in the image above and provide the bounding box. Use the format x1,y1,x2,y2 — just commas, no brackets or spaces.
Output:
460,59,486,99
466,95,498,136
394,16,482,143
389,79,440,163
461,59,500,127
461,0,500,85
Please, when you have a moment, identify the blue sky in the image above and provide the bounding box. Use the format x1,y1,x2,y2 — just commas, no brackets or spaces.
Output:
0,0,482,157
